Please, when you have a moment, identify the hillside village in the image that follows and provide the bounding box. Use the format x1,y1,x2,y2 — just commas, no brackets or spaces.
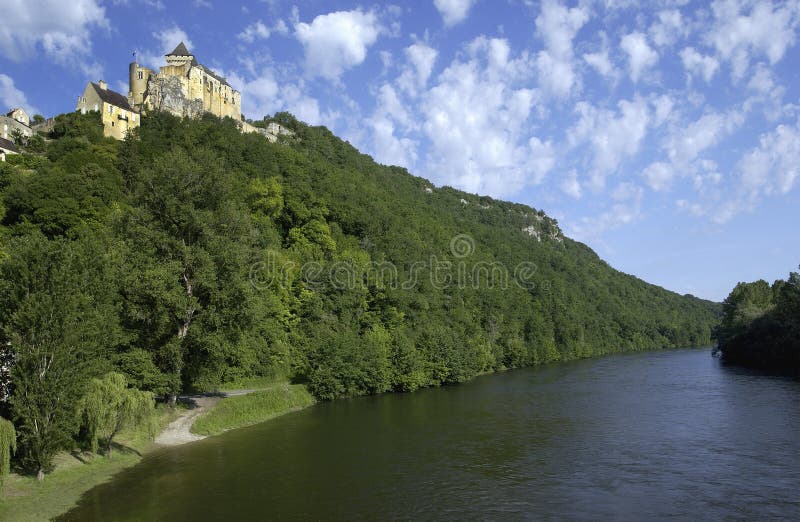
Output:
1,42,291,160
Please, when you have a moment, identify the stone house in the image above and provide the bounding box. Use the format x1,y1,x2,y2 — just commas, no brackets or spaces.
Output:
76,80,141,140
1,107,33,142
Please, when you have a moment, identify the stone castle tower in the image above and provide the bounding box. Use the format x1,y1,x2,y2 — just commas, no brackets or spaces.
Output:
128,42,242,121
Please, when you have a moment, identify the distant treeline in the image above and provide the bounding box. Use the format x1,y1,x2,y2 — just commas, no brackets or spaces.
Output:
714,269,800,371
0,110,720,478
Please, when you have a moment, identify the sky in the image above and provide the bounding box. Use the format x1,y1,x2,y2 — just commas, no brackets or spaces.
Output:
1,0,799,301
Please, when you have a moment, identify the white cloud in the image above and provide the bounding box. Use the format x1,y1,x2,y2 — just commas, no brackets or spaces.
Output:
397,42,438,95
433,0,477,27
569,98,650,183
295,10,381,80
238,21,271,43
569,182,644,241
620,32,658,82
642,161,675,191
583,50,618,80
708,0,800,80
680,47,720,83
228,68,328,126
0,0,106,75
535,0,589,98
367,85,418,168
560,170,582,199
665,110,742,165
651,95,674,127
136,26,193,70
419,37,544,196
529,137,557,184
649,9,687,47
154,26,193,55
0,74,39,116
738,119,800,198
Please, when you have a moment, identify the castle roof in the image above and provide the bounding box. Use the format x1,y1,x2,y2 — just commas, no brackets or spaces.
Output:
90,82,137,113
167,42,193,57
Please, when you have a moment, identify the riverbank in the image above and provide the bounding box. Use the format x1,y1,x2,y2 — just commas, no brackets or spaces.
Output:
0,383,314,521
0,405,179,522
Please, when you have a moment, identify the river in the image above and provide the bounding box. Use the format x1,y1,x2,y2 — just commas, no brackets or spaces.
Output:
62,349,800,520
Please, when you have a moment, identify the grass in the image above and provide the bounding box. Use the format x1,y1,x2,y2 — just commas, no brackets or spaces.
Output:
214,374,286,392
0,405,178,522
191,383,315,436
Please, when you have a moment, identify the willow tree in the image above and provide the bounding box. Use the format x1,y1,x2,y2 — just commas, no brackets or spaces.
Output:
79,372,155,457
0,417,16,491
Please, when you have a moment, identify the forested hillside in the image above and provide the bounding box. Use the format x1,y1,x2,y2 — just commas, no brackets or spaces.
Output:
714,270,800,371
0,111,719,476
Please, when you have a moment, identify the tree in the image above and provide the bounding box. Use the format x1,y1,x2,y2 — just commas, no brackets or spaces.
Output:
0,417,15,492
79,372,155,456
0,232,121,480
32,114,45,125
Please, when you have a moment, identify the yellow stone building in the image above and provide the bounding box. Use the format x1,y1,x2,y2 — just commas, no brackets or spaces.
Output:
76,81,141,140
128,42,242,120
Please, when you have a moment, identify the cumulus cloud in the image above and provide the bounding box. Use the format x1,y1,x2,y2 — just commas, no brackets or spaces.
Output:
649,9,688,47
0,0,106,75
367,84,419,168
136,26,193,69
569,98,650,185
642,161,675,191
535,0,589,98
583,50,618,80
0,74,39,116
620,32,658,83
665,110,743,165
738,119,800,199
397,42,438,95
228,68,328,126
680,47,720,83
708,0,800,80
295,9,381,80
418,37,546,196
238,21,271,43
433,0,477,27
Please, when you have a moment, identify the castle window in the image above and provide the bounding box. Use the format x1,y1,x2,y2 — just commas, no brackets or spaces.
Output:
138,71,143,80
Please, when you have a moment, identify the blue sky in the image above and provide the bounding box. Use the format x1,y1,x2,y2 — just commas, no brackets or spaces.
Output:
1,0,799,301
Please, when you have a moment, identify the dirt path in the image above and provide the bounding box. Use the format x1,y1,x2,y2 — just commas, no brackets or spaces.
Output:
154,389,266,446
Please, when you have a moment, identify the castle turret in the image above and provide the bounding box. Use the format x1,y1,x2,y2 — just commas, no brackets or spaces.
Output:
129,61,152,110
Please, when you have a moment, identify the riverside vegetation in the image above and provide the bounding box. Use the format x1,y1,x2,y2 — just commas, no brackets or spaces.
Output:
0,110,720,506
714,268,800,371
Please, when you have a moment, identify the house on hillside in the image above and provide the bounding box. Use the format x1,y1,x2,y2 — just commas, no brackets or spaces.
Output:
1,107,33,142
76,80,141,139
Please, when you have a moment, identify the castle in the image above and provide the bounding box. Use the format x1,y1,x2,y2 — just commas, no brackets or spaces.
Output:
76,42,290,141
129,42,242,121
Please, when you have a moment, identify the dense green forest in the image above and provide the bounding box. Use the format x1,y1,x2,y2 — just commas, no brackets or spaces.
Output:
0,111,719,478
714,269,800,371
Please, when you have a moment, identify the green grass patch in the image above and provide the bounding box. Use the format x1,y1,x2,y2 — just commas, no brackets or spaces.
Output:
191,384,315,436
0,405,177,522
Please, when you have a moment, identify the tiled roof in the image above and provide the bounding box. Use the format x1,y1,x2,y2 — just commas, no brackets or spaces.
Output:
167,41,192,57
90,83,137,112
